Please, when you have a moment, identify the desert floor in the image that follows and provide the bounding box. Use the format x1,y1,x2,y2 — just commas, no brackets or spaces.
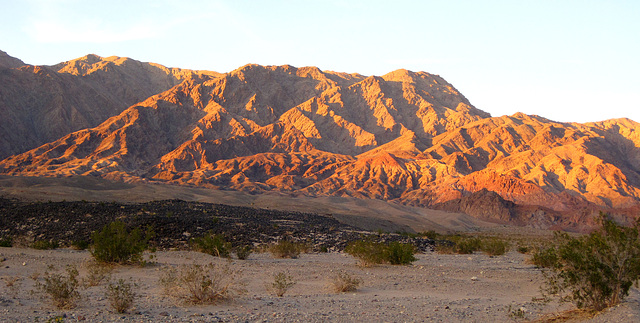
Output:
1,247,639,322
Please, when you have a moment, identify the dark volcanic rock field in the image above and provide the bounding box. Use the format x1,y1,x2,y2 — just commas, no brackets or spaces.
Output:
0,197,433,252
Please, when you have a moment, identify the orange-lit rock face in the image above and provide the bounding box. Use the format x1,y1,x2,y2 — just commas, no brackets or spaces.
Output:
0,52,221,159
2,57,640,229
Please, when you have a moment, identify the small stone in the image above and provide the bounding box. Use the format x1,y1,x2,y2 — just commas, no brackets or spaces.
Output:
471,276,479,281
22,262,26,266
159,311,169,316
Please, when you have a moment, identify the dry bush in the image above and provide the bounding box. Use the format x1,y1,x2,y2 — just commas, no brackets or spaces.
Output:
160,263,245,305
34,265,80,309
269,240,307,259
2,276,23,298
328,271,363,293
268,271,296,297
106,278,137,313
82,261,113,287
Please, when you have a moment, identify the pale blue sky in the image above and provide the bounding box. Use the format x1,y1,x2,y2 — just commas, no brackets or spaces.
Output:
1,0,639,123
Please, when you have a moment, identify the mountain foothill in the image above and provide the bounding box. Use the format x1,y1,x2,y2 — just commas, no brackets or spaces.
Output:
2,49,639,231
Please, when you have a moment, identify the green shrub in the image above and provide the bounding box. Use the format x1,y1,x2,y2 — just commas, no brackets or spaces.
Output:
71,240,90,250
386,241,417,265
538,214,640,311
531,246,560,269
345,240,416,266
234,245,252,260
191,232,231,258
90,220,154,264
31,240,59,250
455,237,482,254
269,240,307,259
0,236,12,247
344,240,387,266
481,238,510,256
34,265,80,309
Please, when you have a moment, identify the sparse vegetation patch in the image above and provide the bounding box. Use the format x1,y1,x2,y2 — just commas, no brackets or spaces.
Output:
269,271,296,297
34,265,80,309
106,278,138,313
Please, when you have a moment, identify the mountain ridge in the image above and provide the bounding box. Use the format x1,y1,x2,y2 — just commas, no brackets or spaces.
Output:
2,51,639,230
0,51,220,159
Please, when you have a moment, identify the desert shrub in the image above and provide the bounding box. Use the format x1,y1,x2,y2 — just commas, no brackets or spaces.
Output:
434,241,457,254
386,241,417,265
345,240,416,266
420,230,440,240
345,240,387,266
435,235,502,255
234,245,253,260
481,238,510,256
71,240,90,250
517,245,531,254
191,232,231,258
106,278,137,313
455,237,482,254
160,263,245,305
31,240,59,250
531,245,560,269
328,271,362,293
34,265,80,309
3,276,23,298
269,271,296,297
538,214,640,311
90,220,154,264
82,261,112,287
269,239,307,259
0,236,12,247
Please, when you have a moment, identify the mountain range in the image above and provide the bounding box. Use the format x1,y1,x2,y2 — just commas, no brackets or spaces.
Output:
1,50,639,230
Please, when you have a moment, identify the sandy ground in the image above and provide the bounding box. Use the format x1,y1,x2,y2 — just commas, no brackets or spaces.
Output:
1,247,638,322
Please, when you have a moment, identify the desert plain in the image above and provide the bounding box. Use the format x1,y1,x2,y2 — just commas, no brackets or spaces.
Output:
1,246,639,322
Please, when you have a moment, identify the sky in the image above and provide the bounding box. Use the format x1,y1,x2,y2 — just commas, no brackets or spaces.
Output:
1,0,639,123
